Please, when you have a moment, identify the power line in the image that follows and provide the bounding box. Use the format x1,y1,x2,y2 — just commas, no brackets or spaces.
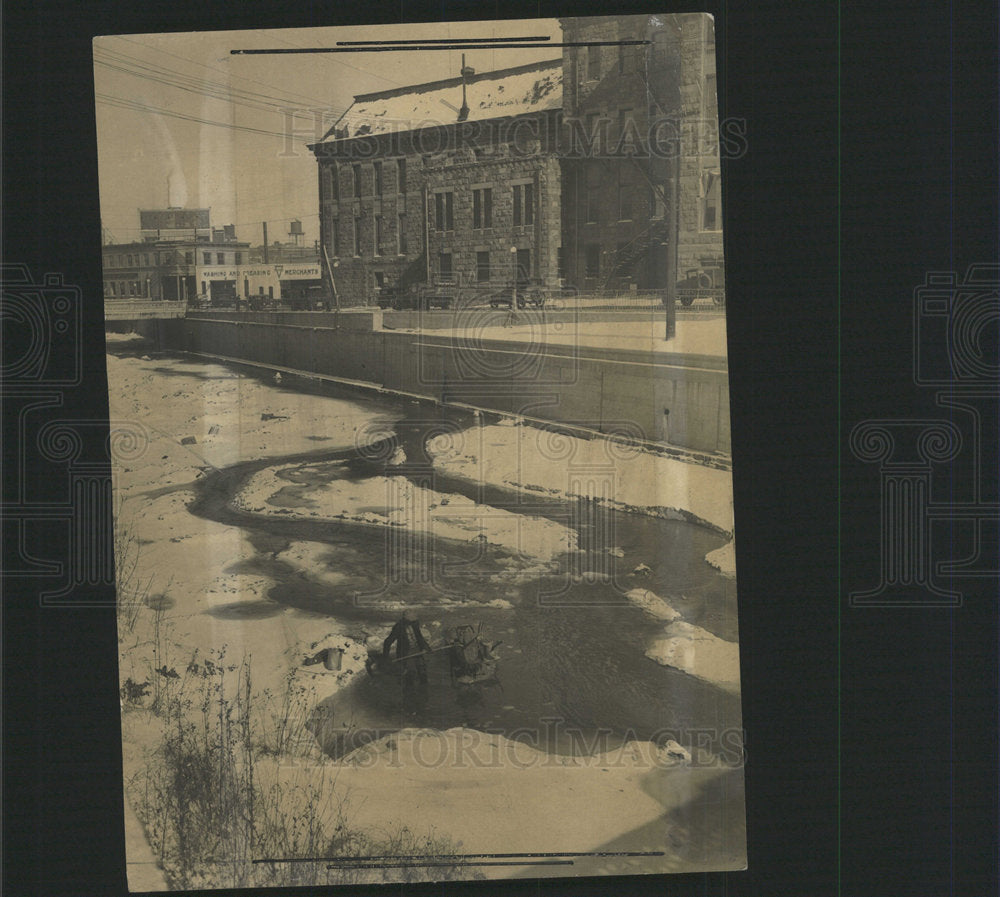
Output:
94,45,342,117
109,34,341,111
95,92,309,141
95,56,289,116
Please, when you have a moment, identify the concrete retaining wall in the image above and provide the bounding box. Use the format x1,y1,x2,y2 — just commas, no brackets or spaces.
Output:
148,316,730,455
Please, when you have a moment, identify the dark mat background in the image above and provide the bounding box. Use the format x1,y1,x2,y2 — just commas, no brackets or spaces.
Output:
3,1,997,895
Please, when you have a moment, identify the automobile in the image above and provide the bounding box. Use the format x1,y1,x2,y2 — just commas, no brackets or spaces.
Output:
674,264,726,307
287,285,329,310
378,283,454,310
488,281,547,309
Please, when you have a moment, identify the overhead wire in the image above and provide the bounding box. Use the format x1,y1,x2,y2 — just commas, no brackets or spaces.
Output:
110,34,342,110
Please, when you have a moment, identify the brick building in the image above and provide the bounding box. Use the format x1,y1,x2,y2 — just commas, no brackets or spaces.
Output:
309,13,721,306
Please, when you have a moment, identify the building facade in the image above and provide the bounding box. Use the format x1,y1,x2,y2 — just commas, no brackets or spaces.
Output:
102,209,249,304
310,13,722,306
312,59,564,306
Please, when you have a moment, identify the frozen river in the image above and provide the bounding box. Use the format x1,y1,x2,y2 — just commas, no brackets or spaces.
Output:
174,388,741,762
108,335,745,880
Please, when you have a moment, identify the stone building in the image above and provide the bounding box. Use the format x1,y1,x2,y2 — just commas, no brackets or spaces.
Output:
309,13,721,306
673,14,723,281
311,59,563,306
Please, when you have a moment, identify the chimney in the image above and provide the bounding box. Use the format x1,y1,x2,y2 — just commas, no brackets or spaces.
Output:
458,53,474,122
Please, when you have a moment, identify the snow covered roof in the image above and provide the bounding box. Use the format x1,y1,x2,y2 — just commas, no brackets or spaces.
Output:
319,59,562,142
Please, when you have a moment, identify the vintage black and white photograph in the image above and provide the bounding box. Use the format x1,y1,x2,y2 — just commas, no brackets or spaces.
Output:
95,14,744,890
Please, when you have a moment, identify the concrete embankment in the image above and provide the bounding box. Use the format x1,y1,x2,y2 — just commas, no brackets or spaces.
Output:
139,310,731,456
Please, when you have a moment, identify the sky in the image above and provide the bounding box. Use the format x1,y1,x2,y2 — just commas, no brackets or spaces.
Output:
93,19,562,249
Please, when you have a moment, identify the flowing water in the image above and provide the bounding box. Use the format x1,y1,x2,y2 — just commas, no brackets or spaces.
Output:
182,382,742,761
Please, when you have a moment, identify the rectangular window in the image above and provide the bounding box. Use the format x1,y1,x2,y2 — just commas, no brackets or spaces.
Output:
585,244,600,277
438,252,453,280
328,166,339,202
435,191,454,231
618,174,633,220
476,251,491,282
397,158,406,193
143,254,150,266
234,252,242,265
472,187,493,229
185,251,194,265
353,164,362,197
513,184,534,227
353,216,361,255
587,44,601,80
397,213,407,254
203,252,212,265
701,170,721,231
585,166,601,224
374,216,383,255
331,217,340,257
216,252,225,265
374,161,383,197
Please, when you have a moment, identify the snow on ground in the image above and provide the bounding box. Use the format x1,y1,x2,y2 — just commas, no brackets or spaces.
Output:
705,540,736,578
425,316,729,358
623,587,739,691
426,421,736,576
107,341,395,502
253,726,743,877
645,621,741,694
108,342,396,699
625,587,682,622
234,461,577,564
426,420,739,689
107,337,743,883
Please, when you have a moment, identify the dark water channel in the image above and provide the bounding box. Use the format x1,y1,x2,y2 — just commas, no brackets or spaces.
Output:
183,386,742,761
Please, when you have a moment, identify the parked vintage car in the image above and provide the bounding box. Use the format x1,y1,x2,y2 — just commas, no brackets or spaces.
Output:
674,262,726,306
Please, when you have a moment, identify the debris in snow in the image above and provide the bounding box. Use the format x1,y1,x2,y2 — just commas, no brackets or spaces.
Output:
180,436,197,445
662,740,691,763
630,563,653,577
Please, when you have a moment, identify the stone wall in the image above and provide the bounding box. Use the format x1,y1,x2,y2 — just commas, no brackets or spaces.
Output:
162,316,730,455
557,15,680,293
675,14,725,278
425,143,562,289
